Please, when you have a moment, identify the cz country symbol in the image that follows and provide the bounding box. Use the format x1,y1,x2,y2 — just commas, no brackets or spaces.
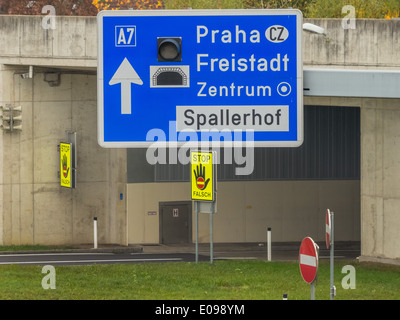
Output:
191,152,214,201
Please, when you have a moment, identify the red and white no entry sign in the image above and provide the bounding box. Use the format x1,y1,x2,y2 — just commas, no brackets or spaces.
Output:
299,237,319,284
326,209,332,249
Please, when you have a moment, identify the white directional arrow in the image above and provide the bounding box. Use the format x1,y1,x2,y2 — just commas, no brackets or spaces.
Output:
109,57,143,115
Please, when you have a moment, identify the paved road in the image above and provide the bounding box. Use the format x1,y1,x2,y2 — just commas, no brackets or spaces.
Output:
0,241,360,266
0,252,209,266
142,242,361,262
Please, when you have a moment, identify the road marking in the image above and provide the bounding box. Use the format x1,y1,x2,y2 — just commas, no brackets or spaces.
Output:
0,258,183,265
215,257,258,260
0,252,114,257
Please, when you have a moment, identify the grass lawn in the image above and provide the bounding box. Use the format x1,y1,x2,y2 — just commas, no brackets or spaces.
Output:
0,259,399,300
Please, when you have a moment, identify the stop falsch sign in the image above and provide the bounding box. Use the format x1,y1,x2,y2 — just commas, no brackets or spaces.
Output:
299,237,319,284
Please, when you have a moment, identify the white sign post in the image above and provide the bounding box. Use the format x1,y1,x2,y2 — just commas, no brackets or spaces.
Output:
326,209,336,300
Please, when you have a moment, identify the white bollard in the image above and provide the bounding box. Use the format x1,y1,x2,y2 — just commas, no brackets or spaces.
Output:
94,217,98,249
267,227,271,261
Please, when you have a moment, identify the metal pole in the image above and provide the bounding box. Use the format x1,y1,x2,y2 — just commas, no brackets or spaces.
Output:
330,212,335,300
93,217,98,249
195,201,199,264
311,281,315,300
267,227,272,261
210,201,214,264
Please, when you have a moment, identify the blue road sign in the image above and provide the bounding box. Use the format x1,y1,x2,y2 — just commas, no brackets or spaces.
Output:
97,9,303,148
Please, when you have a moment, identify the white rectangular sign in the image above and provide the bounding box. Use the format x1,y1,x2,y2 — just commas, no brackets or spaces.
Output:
176,105,289,131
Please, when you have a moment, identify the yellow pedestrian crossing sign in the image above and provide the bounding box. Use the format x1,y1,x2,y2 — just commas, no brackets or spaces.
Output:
191,151,215,202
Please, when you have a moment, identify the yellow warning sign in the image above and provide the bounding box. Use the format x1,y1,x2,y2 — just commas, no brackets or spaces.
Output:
191,152,214,202
60,143,72,188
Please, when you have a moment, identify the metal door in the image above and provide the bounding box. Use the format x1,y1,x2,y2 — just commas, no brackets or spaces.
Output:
159,202,192,244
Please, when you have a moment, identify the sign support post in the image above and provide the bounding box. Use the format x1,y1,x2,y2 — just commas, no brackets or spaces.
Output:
330,211,335,300
191,151,216,264
311,280,315,300
195,201,199,263
210,202,214,264
326,209,336,300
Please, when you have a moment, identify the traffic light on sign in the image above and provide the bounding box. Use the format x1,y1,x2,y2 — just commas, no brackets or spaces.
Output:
157,37,182,62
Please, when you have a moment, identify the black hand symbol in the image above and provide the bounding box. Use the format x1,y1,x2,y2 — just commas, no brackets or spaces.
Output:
194,163,210,190
62,154,69,177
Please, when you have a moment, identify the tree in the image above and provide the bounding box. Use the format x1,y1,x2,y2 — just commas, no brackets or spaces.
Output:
306,0,399,19
0,0,164,15
244,0,310,12
92,0,164,11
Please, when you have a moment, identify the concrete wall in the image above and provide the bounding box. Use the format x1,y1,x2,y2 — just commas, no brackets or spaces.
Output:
0,15,96,68
360,98,400,261
306,95,400,262
302,17,400,262
0,16,399,69
127,180,360,244
303,18,400,68
0,65,126,245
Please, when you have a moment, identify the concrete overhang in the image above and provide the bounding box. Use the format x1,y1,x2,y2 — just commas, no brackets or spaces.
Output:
0,15,97,71
304,68,400,99
1,15,399,99
8,66,400,100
